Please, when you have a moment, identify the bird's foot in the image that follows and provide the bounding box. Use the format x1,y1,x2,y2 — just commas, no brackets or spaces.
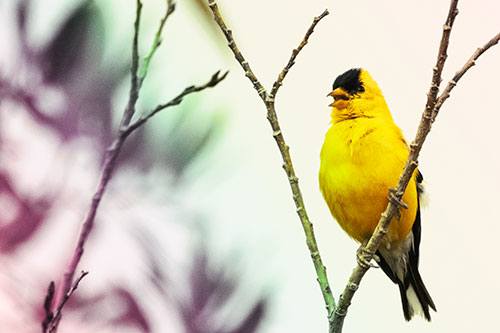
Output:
356,245,380,269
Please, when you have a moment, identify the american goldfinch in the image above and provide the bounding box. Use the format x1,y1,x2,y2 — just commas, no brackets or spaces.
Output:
319,68,436,321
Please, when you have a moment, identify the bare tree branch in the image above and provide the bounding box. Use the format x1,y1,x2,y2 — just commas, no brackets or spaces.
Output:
207,0,336,322
331,1,499,331
432,32,500,121
138,0,177,89
43,1,226,331
207,0,267,100
425,0,459,113
46,271,89,333
41,282,55,332
270,10,329,98
121,0,144,128
125,70,228,135
331,2,460,330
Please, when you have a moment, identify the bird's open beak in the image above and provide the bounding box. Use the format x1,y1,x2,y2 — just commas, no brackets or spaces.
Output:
327,88,349,106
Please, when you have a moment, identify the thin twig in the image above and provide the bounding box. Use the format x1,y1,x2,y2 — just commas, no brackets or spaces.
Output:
125,70,228,135
270,9,329,98
331,1,500,332
207,0,267,101
41,282,55,332
207,0,336,321
47,271,89,333
432,32,500,121
52,0,146,315
121,0,143,128
43,2,226,332
138,0,177,89
425,0,459,113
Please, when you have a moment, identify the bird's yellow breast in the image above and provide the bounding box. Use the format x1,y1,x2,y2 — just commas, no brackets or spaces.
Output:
319,116,418,246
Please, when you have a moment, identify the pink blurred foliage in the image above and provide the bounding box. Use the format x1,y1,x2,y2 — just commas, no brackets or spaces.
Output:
59,287,151,332
0,171,51,253
0,1,267,332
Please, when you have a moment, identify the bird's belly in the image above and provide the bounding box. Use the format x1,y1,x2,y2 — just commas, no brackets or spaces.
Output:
322,165,391,242
319,133,416,244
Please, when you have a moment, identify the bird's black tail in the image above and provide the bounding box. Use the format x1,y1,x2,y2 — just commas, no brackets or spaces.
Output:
376,190,436,321
377,246,436,321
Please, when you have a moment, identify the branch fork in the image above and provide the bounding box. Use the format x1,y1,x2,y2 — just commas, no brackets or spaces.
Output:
42,2,227,331
207,0,335,319
332,1,499,332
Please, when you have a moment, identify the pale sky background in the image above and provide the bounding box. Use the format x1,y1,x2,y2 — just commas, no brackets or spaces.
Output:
1,0,500,332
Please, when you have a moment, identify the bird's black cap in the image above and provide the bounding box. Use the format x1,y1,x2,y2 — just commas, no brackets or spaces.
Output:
332,68,365,95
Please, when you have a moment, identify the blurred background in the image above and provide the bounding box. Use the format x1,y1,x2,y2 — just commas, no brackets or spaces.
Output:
0,0,499,332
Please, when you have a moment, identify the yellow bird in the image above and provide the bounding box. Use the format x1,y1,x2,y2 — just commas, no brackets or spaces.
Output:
319,68,436,321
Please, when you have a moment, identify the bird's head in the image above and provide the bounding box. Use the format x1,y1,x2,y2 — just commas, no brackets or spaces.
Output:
327,68,384,107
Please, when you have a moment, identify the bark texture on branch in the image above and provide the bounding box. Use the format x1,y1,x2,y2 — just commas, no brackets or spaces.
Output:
42,1,227,331
207,0,336,322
